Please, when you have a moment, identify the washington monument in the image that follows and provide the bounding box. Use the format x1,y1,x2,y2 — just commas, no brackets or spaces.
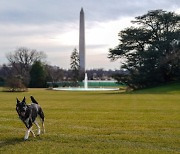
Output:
79,8,85,72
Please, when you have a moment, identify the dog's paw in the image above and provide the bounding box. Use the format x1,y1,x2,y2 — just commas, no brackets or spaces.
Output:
24,135,29,141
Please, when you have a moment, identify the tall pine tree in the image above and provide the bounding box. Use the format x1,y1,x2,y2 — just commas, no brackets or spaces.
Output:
70,48,80,84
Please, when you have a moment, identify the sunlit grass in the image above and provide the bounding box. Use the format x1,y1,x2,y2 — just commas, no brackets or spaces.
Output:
0,84,180,153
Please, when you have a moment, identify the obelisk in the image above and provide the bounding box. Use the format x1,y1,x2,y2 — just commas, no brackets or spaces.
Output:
79,8,85,73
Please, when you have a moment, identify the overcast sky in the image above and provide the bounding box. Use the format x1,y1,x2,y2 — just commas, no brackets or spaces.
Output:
0,0,179,70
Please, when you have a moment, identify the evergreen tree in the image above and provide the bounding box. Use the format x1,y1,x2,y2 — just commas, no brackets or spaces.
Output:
70,48,80,84
108,10,180,89
29,61,47,88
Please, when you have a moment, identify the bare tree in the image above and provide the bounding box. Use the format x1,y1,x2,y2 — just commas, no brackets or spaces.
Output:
6,47,47,86
45,65,64,87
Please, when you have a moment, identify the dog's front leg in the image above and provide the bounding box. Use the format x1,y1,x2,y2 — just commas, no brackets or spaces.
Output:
24,127,32,140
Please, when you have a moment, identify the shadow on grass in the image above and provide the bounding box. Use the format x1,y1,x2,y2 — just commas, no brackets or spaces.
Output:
0,137,24,148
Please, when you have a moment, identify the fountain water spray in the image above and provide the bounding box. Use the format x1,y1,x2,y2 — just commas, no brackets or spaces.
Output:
84,73,88,89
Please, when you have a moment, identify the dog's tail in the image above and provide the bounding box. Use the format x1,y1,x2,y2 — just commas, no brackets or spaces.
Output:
30,96,38,104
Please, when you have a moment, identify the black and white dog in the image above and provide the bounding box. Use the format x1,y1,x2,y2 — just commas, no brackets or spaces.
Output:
16,96,45,140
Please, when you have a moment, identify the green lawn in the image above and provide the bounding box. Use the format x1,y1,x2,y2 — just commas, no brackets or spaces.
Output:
0,84,180,153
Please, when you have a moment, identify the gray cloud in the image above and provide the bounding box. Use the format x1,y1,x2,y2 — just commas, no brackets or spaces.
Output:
0,0,179,24
0,0,179,69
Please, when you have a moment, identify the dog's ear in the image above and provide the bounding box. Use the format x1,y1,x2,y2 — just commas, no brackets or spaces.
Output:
16,98,20,104
22,96,26,103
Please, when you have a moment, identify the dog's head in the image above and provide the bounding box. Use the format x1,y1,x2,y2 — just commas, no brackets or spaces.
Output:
16,97,27,117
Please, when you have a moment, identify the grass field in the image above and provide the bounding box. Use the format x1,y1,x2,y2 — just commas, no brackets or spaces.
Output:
0,83,180,153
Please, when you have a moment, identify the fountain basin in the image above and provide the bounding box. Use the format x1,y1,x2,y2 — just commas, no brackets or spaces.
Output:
53,73,119,91
53,87,119,91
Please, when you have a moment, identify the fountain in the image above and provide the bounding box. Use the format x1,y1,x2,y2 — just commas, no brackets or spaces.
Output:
53,73,119,91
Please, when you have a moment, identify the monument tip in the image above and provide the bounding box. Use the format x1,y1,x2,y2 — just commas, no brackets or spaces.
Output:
80,7,84,13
